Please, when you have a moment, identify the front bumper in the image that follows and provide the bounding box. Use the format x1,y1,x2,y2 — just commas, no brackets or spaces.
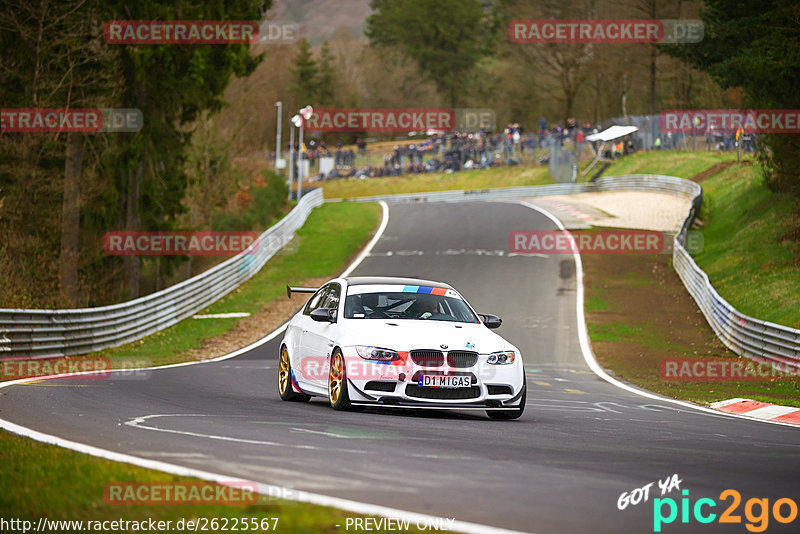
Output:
341,355,525,409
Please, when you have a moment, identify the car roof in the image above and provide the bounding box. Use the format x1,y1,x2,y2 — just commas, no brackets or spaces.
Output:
344,276,454,289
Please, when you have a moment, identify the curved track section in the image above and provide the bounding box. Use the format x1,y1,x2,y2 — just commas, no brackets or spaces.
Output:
1,202,798,534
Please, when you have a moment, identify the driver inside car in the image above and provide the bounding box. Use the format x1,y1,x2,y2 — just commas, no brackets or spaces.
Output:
414,294,439,319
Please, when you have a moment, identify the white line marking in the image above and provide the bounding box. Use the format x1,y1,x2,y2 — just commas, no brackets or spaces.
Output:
193,313,251,319
124,414,363,453
340,200,389,278
290,427,355,439
709,398,750,409
514,200,798,429
743,405,799,420
130,452,211,458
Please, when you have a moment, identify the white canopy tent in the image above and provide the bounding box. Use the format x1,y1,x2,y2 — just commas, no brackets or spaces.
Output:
585,125,639,143
582,124,640,179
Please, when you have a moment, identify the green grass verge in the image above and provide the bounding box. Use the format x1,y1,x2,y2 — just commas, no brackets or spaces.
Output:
602,349,800,408
94,201,381,367
0,430,427,533
600,149,748,178
692,164,800,327
321,163,550,199
584,293,613,313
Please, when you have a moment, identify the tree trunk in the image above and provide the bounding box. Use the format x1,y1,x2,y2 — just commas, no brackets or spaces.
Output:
123,159,143,299
649,47,657,115
564,89,576,126
649,1,657,115
58,132,83,306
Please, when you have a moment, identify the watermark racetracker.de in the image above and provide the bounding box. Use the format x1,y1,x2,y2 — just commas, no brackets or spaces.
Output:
1,517,279,532
508,229,704,255
104,481,258,505
509,19,704,44
0,108,142,133
660,358,800,381
661,109,800,133
296,353,516,384
0,356,151,381
103,20,298,44
103,231,261,256
302,108,496,133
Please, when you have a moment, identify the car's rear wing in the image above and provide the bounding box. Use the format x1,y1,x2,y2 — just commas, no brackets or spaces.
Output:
286,285,319,299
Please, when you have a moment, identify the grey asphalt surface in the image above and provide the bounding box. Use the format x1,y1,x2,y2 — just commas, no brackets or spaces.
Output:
1,202,799,534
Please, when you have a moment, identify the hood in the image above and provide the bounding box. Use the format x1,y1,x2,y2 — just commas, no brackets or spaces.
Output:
339,319,514,354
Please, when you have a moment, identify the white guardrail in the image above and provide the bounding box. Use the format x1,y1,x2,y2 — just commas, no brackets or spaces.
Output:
0,188,323,357
330,174,800,372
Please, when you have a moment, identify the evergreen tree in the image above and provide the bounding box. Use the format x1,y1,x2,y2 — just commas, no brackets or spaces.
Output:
288,38,320,106
366,0,496,106
664,0,800,197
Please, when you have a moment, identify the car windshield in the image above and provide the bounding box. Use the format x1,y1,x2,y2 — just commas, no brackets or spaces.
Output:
344,287,479,323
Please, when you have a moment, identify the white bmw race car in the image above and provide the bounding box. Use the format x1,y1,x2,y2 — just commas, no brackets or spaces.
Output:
278,276,525,419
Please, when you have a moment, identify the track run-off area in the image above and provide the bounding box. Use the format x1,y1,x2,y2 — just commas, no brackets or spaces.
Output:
2,200,798,534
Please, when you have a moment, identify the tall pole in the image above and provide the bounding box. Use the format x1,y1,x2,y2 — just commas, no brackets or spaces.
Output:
288,124,295,201
296,106,313,202
298,122,304,201
275,101,282,175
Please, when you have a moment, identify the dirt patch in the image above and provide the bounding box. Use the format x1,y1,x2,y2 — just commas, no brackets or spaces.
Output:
690,161,738,183
585,253,726,367
535,192,690,232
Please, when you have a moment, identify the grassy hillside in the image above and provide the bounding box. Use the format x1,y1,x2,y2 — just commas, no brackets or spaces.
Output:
600,150,745,178
322,163,550,199
603,150,799,327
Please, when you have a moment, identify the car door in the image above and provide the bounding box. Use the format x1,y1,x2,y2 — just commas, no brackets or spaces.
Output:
294,285,331,391
303,283,342,390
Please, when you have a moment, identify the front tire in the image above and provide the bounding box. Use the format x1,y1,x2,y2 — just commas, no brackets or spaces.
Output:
487,384,526,420
278,346,310,402
328,349,352,410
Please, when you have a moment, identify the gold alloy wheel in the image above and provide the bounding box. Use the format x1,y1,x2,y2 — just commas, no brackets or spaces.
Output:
279,347,291,395
329,351,344,405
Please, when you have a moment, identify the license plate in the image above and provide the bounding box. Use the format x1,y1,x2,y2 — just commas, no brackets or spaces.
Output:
418,375,472,388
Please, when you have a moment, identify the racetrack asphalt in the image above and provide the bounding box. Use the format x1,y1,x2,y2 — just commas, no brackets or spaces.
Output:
1,201,798,534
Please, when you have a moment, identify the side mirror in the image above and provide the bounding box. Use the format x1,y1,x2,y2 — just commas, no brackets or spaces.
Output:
480,314,502,329
310,308,336,323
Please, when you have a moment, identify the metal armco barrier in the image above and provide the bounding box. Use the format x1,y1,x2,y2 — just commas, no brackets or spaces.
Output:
327,183,586,203
0,189,324,358
327,174,700,204
332,174,799,372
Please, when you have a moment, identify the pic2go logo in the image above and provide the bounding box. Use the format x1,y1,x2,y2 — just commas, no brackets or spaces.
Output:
653,489,798,532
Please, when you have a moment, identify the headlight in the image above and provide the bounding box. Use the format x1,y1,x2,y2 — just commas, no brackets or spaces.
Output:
355,346,400,362
487,351,515,365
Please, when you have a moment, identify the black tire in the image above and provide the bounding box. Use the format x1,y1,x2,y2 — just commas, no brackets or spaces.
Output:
278,346,311,402
487,383,526,420
328,349,352,410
